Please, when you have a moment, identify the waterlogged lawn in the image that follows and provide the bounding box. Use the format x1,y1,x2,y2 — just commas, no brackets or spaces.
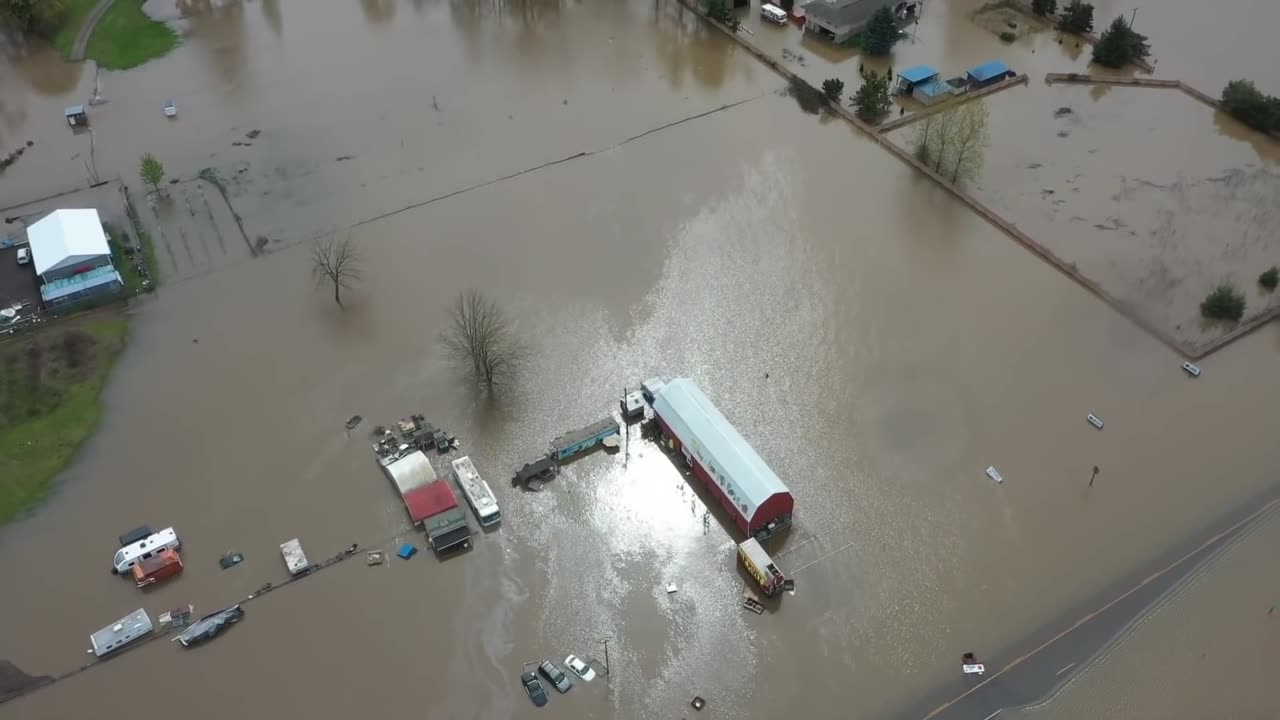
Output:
0,311,128,525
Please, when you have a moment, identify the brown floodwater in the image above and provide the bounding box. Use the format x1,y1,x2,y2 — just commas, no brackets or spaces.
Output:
1,1,1278,719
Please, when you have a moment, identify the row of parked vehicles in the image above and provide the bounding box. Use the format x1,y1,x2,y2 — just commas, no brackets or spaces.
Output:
521,655,596,707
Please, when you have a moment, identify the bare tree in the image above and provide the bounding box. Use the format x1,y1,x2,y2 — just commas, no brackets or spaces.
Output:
912,101,990,185
947,101,990,184
311,233,361,306
440,290,524,389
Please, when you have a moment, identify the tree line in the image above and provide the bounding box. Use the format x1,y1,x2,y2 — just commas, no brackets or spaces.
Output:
0,0,66,32
1221,80,1280,135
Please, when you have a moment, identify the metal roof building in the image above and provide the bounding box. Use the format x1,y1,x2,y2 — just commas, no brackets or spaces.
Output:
652,378,794,538
898,65,940,85
966,59,1014,86
27,209,111,278
402,479,458,525
381,450,436,497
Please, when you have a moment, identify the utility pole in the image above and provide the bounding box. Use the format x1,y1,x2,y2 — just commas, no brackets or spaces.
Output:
1130,7,1138,27
598,638,611,678
1089,465,1100,488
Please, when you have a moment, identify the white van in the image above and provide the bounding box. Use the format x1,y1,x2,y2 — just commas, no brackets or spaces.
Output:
112,527,181,575
761,3,788,24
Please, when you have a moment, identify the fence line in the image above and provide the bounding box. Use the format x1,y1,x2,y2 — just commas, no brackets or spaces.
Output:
674,1,1276,359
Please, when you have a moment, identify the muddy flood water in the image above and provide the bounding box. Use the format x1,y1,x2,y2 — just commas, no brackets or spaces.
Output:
2,1,1279,719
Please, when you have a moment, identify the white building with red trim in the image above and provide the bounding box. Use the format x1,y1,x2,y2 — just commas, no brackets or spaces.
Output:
651,378,794,539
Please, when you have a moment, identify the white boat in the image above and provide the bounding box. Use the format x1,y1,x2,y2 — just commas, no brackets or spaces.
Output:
280,538,309,576
1182,361,1201,377
1087,413,1104,429
985,466,1003,484
88,609,153,657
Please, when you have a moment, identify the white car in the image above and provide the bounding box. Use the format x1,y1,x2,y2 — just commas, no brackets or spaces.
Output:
16,247,30,265
564,654,596,682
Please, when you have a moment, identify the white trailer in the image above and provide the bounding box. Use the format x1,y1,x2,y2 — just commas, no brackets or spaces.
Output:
280,538,310,576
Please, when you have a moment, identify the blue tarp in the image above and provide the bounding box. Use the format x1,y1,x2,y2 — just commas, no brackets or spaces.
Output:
899,65,939,84
397,543,417,559
967,60,1011,82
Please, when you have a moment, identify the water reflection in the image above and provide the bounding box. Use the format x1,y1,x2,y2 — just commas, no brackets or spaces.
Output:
187,1,246,87
261,0,283,36
0,36,83,97
651,0,728,91
359,0,397,24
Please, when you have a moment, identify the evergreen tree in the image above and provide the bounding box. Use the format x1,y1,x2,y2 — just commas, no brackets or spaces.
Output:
1091,15,1150,68
1057,0,1094,34
862,7,902,56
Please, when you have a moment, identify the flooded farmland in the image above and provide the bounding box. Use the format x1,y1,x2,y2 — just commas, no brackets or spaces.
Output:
1,1,1278,719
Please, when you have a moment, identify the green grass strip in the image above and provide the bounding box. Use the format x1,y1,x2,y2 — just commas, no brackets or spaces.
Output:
0,311,128,526
84,0,180,70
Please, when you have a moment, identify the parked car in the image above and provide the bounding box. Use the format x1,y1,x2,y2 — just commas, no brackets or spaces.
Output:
564,654,596,682
520,671,547,707
538,659,573,693
16,247,30,265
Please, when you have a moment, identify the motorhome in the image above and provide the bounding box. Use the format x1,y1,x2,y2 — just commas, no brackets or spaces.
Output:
112,527,182,575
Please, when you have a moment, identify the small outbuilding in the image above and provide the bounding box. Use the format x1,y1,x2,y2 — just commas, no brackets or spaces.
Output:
65,105,87,127
26,208,123,308
896,64,940,93
966,59,1015,88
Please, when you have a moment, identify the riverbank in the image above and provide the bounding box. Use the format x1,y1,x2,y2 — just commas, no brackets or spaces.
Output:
0,309,128,526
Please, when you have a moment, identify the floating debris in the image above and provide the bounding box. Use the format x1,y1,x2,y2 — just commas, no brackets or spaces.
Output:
366,551,384,566
985,466,1004,484
177,605,243,647
1182,361,1201,377
665,583,679,594
1087,413,1104,429
691,696,706,711
345,415,363,430
396,543,417,560
159,605,194,629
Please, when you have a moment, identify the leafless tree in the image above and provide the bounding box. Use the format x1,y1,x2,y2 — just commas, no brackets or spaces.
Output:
311,233,361,306
440,290,524,389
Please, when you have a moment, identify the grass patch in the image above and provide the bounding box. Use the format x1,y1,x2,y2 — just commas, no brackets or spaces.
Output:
50,0,101,57
104,221,157,294
0,310,128,526
84,0,179,70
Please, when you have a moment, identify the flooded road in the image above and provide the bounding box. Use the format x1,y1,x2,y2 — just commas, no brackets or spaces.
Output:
1,1,1278,719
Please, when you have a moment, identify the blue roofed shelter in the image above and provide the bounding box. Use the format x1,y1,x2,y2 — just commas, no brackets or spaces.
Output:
26,209,123,308
966,59,1014,88
897,65,939,89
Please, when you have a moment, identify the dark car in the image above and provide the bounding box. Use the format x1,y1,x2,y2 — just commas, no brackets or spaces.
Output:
521,671,547,707
538,660,573,693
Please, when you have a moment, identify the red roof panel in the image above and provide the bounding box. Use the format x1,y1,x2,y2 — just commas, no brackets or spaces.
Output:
403,480,458,524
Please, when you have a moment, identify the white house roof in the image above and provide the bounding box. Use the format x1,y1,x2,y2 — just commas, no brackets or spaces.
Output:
652,378,791,523
27,209,110,276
